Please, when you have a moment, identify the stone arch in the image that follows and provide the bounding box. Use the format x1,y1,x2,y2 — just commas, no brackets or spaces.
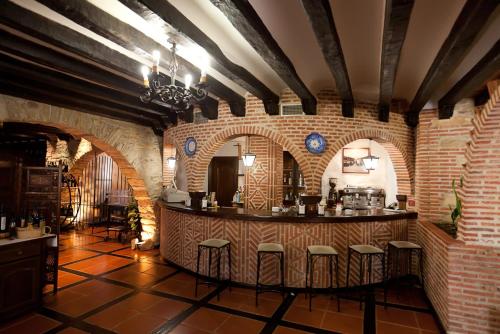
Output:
187,125,307,192
0,95,162,239
460,85,500,245
315,128,414,197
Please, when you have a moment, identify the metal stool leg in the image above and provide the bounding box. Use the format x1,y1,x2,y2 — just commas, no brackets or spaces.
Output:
335,255,340,312
418,248,424,288
280,252,285,298
208,248,213,281
368,254,373,285
359,254,364,310
256,252,261,307
216,248,221,301
329,255,334,299
346,248,351,289
309,254,314,311
305,250,310,299
382,252,387,309
227,244,232,291
195,245,202,297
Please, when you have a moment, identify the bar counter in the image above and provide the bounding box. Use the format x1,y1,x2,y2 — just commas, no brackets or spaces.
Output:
159,201,417,288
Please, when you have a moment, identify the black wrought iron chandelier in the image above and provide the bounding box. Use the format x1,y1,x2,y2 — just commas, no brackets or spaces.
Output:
140,42,208,111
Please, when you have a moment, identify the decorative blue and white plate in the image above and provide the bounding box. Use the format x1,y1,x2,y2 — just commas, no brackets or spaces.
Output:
305,132,326,154
184,137,197,157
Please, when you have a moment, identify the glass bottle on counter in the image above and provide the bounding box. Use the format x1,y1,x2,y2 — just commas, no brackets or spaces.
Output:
0,204,7,232
201,195,208,209
9,217,17,239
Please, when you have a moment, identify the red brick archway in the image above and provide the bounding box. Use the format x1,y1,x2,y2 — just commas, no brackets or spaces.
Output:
187,125,307,192
316,128,414,197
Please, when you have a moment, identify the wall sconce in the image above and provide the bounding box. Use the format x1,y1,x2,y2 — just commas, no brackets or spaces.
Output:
361,139,379,171
242,152,256,167
167,156,176,169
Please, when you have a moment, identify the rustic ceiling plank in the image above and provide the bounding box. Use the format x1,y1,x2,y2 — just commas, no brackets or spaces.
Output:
379,0,414,122
119,0,280,114
406,0,498,126
438,40,500,119
37,0,245,117
301,0,353,117
209,0,316,114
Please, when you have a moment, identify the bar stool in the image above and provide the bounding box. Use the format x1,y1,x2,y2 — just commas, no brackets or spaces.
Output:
346,244,387,309
387,241,423,295
305,245,340,312
195,239,231,301
256,242,285,306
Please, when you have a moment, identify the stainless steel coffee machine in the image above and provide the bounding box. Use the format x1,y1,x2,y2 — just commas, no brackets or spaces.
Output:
341,187,385,209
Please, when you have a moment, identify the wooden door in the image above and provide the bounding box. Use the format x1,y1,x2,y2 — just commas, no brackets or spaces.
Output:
208,157,238,207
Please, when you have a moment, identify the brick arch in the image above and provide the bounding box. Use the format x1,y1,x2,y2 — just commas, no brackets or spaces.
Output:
0,95,161,239
188,125,308,191
315,128,414,196
460,85,500,245
69,149,99,182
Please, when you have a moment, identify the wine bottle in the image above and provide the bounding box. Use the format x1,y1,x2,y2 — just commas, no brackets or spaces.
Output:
0,204,7,232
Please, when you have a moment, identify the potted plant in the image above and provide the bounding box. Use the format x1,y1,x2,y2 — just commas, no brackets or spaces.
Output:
128,199,143,242
435,176,463,238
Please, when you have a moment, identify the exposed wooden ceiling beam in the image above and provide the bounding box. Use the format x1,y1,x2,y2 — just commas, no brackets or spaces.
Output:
438,40,500,119
0,76,161,129
0,1,217,121
406,0,498,126
119,0,280,115
209,0,316,115
379,0,414,122
37,0,245,117
301,0,353,117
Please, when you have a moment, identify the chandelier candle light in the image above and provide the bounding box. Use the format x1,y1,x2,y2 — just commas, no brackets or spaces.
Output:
140,42,208,111
362,139,379,171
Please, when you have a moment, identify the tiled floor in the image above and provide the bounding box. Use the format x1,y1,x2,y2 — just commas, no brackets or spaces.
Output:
1,228,444,333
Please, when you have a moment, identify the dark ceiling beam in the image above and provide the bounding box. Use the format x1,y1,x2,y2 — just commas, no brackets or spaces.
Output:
438,40,500,119
119,0,280,115
209,0,316,115
0,1,218,119
0,77,161,129
0,53,166,118
301,0,353,117
406,0,498,126
37,0,245,117
379,0,414,122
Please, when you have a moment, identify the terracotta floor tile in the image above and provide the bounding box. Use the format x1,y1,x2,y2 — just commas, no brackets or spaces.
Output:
291,293,332,311
56,327,89,333
376,305,418,327
283,305,324,328
44,280,131,317
376,321,420,334
144,297,190,320
329,299,363,318
103,269,158,287
152,273,215,300
83,242,128,253
113,313,166,334
64,255,133,275
182,308,231,332
321,311,363,334
0,314,61,334
57,271,88,288
58,249,101,265
117,292,166,311
210,287,281,317
170,324,211,334
112,247,160,259
272,326,310,334
216,315,265,334
85,303,139,330
416,313,441,331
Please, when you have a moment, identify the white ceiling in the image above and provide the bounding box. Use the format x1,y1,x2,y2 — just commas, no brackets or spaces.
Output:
10,0,500,109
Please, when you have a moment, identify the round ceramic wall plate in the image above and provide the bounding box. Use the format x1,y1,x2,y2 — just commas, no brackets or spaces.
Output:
305,132,326,154
184,137,197,156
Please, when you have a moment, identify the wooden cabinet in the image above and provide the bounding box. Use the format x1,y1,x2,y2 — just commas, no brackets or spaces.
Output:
0,239,45,322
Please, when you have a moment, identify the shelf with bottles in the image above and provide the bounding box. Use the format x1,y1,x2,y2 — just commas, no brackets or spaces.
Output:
282,151,304,201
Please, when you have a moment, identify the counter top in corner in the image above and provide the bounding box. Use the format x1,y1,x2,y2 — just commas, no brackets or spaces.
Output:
160,202,417,223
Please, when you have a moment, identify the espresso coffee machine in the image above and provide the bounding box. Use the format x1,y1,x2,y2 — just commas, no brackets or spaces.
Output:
341,187,385,209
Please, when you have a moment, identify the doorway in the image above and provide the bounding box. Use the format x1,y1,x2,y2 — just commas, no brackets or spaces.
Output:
208,157,238,207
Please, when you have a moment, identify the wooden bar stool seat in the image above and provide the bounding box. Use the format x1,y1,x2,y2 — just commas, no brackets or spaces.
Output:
195,238,231,301
256,242,284,306
306,245,340,312
346,244,387,309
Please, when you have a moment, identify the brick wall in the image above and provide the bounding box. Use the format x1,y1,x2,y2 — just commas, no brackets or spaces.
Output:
415,87,500,333
164,90,415,199
244,136,283,210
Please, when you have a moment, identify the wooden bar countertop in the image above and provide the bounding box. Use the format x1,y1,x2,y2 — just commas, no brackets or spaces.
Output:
161,202,417,223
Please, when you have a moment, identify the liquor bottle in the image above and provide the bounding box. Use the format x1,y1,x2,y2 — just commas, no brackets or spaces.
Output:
298,173,304,187
9,217,17,239
0,204,7,232
288,172,293,185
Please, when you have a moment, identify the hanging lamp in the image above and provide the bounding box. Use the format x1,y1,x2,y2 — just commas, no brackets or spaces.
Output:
361,139,379,171
242,136,256,167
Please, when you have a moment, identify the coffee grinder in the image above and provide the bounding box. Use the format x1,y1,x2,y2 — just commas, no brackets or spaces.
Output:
327,178,337,208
